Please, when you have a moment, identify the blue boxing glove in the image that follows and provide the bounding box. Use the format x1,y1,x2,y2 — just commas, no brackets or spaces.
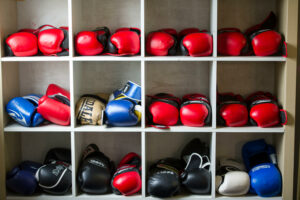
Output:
6,94,44,127
242,139,282,197
6,161,42,195
105,99,141,127
109,81,141,103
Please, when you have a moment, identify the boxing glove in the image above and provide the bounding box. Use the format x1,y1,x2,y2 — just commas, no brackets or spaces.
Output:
242,139,282,197
76,94,106,125
178,28,201,38
5,32,38,57
216,158,250,196
111,152,141,196
77,144,113,194
245,11,277,36
6,161,42,195
180,138,211,194
218,93,248,127
181,153,211,194
75,27,110,56
250,29,286,56
37,25,69,56
35,161,72,195
111,81,142,103
44,148,71,164
218,28,247,56
146,29,177,56
246,92,287,127
37,84,70,126
180,32,213,57
107,28,140,56
6,94,44,127
147,158,184,198
148,93,181,127
180,94,211,127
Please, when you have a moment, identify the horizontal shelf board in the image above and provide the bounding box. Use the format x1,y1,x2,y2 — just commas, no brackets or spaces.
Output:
216,195,282,200
146,195,212,199
6,194,73,200
145,126,213,133
75,125,142,132
4,123,71,132
1,56,70,62
77,193,142,199
73,56,142,61
144,56,214,61
217,56,286,62
216,126,284,133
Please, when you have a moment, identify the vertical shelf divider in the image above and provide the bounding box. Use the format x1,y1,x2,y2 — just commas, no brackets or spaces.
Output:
211,0,218,57
71,131,77,197
211,132,216,198
141,131,147,198
210,61,217,129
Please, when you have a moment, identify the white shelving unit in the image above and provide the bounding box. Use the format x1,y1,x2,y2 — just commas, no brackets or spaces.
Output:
0,0,298,199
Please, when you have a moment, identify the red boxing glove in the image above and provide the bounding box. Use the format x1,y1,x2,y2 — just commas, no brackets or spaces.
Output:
75,27,110,56
245,11,276,36
218,93,248,127
146,29,177,56
37,84,70,126
250,29,286,56
37,25,69,56
5,32,38,57
111,153,141,196
246,92,287,127
107,28,140,56
148,93,181,127
217,28,247,56
178,28,201,38
180,32,213,57
180,94,211,127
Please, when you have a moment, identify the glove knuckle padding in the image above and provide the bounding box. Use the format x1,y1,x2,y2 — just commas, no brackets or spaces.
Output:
107,31,140,55
38,29,65,55
6,32,38,56
76,95,105,125
217,29,247,56
180,32,213,57
146,31,177,56
36,162,72,195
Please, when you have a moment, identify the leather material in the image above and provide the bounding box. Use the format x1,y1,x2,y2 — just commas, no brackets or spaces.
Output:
77,144,113,194
147,158,184,198
6,161,41,195
146,30,177,56
6,94,44,127
75,27,110,56
179,28,201,38
180,32,213,57
111,152,141,196
218,28,247,56
38,28,68,55
6,32,38,56
251,29,283,56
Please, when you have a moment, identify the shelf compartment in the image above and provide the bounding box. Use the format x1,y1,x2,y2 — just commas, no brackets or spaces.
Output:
146,132,214,198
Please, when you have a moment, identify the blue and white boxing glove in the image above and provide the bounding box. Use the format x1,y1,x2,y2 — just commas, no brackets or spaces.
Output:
108,81,141,103
6,161,42,195
105,99,141,127
242,139,282,197
6,94,44,127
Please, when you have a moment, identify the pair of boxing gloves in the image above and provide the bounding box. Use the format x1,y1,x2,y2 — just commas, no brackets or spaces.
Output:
6,148,72,195
6,84,71,127
146,28,213,57
75,27,140,56
218,12,286,56
219,92,287,127
77,144,141,196
6,25,68,57
148,138,211,198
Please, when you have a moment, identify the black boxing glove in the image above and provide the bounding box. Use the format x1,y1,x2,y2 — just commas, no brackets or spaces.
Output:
147,158,184,198
35,161,72,195
77,144,113,194
44,148,71,164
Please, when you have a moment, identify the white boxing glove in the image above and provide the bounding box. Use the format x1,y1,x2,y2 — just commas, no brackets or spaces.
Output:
216,158,250,196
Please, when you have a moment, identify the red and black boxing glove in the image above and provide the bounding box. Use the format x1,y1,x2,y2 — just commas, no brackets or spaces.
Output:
5,31,38,57
37,84,70,126
250,29,286,56
218,93,248,127
246,91,287,127
75,27,110,56
178,28,201,39
180,30,213,57
37,25,69,56
146,28,177,56
148,93,181,128
180,94,211,127
107,27,140,56
217,28,248,56
111,152,141,196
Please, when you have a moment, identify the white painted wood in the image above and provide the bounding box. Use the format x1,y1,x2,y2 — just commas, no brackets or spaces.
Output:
216,127,284,133
211,132,216,198
141,131,146,198
210,61,217,128
145,126,213,133
4,123,71,132
217,57,286,62
2,57,70,62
